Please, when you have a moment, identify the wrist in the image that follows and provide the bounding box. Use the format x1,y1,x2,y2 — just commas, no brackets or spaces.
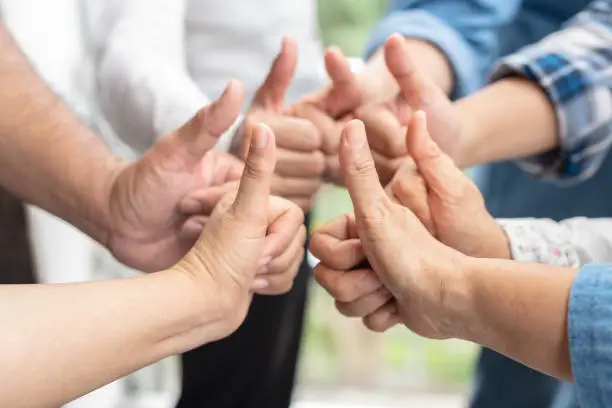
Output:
162,265,246,348
146,269,233,355
91,156,128,249
436,253,480,339
452,97,480,168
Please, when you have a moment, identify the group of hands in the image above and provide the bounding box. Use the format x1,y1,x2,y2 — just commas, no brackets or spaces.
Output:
101,35,514,343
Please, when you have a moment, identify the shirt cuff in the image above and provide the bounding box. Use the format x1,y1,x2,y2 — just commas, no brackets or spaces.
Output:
490,31,612,185
569,264,612,407
497,218,581,267
365,10,482,99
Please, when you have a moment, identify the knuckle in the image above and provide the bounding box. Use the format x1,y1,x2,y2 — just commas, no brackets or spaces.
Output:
359,195,393,231
305,121,324,148
312,151,327,176
243,155,267,179
335,300,362,318
363,315,386,333
332,278,359,303
350,155,377,178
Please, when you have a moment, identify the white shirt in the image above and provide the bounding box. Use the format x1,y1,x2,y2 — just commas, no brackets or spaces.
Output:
90,0,325,154
499,218,612,267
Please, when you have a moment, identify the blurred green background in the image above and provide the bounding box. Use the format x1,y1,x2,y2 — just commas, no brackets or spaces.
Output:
298,0,478,393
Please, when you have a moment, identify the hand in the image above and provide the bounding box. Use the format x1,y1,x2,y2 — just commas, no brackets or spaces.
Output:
353,35,462,185
105,80,247,272
177,152,244,234
311,119,469,339
293,46,378,185
389,112,511,259
175,123,306,340
232,38,324,211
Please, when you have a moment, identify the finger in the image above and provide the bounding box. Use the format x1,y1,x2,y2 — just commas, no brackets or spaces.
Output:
261,226,306,275
271,175,322,199
405,111,465,199
210,153,245,184
384,34,430,110
252,247,303,295
180,215,208,239
313,264,383,303
292,103,343,155
323,155,343,186
355,104,406,157
323,46,363,117
179,182,240,216
388,162,434,233
335,286,394,318
363,300,402,332
310,215,363,270
338,119,391,219
176,80,245,167
276,148,325,178
231,123,276,220
262,198,305,260
266,115,323,152
370,149,406,187
254,37,298,110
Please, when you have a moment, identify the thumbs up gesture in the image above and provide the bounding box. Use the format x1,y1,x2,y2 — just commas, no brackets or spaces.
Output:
177,122,306,340
231,38,325,212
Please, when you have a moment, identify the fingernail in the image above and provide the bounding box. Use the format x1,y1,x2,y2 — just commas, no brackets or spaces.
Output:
251,278,270,291
345,120,365,149
252,124,269,149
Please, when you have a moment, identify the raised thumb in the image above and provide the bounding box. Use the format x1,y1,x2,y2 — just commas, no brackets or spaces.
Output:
175,80,245,167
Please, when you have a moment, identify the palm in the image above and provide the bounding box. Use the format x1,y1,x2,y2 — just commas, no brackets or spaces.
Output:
105,81,245,272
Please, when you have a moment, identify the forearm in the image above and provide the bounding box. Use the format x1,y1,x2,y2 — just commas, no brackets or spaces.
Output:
450,258,576,380
0,25,120,244
361,38,454,102
0,270,220,408
454,77,558,167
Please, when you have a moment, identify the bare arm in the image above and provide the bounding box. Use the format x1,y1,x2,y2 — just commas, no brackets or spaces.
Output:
0,271,217,408
0,122,305,408
0,25,121,245
455,77,558,167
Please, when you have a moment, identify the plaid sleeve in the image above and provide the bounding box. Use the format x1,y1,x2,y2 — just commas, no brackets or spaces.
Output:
490,1,612,184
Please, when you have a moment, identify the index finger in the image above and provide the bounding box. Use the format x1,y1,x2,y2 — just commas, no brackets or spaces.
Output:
310,214,364,270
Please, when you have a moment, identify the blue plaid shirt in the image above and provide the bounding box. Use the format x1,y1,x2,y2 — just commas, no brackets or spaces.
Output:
491,1,612,184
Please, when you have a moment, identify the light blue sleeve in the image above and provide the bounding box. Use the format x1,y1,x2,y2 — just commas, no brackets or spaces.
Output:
569,264,612,406
490,2,612,184
365,0,524,98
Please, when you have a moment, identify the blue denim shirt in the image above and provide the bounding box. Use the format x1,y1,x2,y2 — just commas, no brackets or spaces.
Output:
367,1,612,405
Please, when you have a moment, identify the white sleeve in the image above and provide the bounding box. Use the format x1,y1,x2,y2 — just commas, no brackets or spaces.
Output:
497,217,612,267
95,0,237,154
